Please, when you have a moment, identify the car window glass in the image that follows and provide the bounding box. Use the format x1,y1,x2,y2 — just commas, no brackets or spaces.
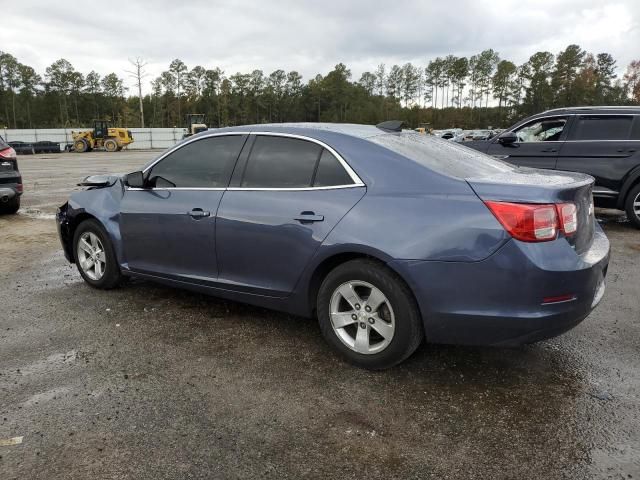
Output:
515,117,567,142
242,136,322,188
148,135,245,188
572,116,633,141
631,117,640,140
313,149,354,187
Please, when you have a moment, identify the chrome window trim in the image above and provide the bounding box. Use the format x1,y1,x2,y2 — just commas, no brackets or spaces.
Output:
227,184,363,192
127,187,227,191
128,129,366,192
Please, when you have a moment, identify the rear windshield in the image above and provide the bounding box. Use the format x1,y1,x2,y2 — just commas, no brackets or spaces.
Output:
370,133,514,179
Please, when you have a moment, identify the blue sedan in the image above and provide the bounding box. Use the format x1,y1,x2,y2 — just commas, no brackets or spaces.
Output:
57,122,609,369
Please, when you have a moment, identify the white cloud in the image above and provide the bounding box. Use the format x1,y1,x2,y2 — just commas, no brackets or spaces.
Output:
1,0,638,94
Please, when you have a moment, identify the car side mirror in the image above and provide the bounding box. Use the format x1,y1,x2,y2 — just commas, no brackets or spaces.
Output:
125,171,145,188
498,131,517,145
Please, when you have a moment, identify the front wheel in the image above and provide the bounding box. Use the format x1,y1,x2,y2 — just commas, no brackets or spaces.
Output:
317,259,424,369
74,139,88,153
73,219,123,289
625,184,640,229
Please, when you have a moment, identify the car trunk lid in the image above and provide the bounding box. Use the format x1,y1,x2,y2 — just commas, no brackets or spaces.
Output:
466,168,595,255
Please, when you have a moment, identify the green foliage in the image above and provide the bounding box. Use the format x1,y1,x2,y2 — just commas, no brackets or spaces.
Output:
0,46,638,130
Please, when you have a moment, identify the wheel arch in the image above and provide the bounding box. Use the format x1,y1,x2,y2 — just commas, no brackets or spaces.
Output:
65,212,100,263
304,248,424,322
617,164,640,209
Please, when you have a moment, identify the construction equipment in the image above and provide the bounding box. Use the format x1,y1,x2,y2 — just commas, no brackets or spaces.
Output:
71,120,134,153
183,114,208,138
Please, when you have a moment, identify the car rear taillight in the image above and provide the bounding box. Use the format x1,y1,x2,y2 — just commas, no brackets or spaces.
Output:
485,201,578,243
0,146,16,159
557,203,577,236
16,183,23,193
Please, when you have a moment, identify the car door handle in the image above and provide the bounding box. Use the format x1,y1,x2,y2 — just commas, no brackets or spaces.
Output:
188,208,210,219
541,148,557,153
294,211,324,223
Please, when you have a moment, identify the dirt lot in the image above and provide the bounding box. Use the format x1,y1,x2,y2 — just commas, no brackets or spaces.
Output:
1,151,639,479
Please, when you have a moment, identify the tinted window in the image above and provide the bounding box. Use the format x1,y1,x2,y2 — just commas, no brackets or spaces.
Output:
631,116,640,140
313,149,354,187
242,136,322,188
572,116,633,140
515,117,567,142
149,135,245,188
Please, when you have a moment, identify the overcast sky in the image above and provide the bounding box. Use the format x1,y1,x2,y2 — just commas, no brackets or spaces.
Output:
1,0,639,94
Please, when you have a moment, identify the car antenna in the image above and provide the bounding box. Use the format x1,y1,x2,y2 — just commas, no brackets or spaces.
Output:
376,120,405,132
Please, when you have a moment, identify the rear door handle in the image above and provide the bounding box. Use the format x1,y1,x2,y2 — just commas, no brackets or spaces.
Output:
188,208,210,219
541,148,557,153
294,211,324,223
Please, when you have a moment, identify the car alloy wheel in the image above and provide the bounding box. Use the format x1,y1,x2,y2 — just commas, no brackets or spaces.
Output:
633,191,640,219
329,280,395,354
76,231,107,281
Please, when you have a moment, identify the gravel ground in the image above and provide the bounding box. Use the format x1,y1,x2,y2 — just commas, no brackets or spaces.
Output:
1,151,639,479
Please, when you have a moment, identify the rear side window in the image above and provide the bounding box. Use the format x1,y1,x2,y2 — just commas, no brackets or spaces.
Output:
313,149,354,187
571,116,633,141
148,135,245,188
241,136,322,188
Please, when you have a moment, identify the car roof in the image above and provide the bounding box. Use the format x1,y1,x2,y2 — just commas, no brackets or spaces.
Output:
207,122,388,140
540,106,640,115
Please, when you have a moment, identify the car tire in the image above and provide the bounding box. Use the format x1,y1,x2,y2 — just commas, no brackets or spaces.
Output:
317,259,424,369
625,184,640,229
73,219,123,289
0,196,20,214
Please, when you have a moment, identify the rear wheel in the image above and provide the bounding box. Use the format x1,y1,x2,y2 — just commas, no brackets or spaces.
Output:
73,219,123,289
74,139,88,153
0,196,20,214
104,139,118,152
625,184,640,229
317,259,423,369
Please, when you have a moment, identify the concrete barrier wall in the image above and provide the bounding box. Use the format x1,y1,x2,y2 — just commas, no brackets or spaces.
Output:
1,128,187,150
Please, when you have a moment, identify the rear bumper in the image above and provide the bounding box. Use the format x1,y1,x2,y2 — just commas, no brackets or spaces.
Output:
391,225,610,346
0,175,23,200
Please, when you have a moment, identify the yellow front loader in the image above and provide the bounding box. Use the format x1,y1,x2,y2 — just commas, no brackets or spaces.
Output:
71,120,134,153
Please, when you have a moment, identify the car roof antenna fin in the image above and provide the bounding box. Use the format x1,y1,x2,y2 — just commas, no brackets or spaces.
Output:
376,120,405,132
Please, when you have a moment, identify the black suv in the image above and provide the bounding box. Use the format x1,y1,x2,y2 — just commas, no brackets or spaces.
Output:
0,135,22,214
464,106,640,228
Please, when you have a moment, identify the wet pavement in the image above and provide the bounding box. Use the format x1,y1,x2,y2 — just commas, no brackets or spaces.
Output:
1,151,639,479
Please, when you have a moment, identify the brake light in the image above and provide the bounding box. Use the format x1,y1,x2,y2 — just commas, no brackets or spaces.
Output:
485,202,558,242
485,201,579,242
557,203,577,236
0,146,16,159
16,183,23,193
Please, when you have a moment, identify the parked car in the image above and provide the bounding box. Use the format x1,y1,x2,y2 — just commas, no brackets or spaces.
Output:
0,135,22,214
464,106,640,228
57,122,609,369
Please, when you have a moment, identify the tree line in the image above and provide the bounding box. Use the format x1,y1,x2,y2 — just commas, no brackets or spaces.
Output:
1,44,639,131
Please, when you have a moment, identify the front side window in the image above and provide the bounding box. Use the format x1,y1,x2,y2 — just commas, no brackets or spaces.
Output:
148,135,246,188
515,117,567,142
571,116,633,141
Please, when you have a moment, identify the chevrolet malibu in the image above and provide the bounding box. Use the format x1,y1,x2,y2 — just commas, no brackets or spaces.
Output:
57,122,609,369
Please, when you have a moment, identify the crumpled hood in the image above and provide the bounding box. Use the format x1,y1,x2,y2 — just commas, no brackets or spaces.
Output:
78,174,123,188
